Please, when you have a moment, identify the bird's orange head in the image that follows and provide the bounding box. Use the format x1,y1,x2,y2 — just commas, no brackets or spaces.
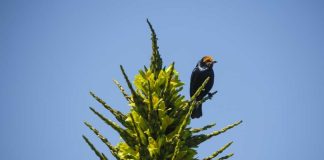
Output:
202,56,217,67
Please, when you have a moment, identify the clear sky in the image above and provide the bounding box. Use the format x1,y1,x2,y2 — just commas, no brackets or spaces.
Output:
1,0,324,160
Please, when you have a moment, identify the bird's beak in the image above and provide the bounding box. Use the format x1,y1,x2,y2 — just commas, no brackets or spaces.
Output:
213,61,217,64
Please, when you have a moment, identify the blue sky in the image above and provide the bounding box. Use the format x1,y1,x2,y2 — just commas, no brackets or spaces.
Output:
1,0,324,160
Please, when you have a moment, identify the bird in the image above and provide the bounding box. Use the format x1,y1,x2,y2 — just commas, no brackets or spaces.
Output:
190,56,217,119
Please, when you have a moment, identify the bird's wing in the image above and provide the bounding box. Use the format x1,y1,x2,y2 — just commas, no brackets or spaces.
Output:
190,67,200,97
205,69,214,94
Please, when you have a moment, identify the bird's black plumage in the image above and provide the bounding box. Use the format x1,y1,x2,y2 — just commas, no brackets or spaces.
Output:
190,56,216,119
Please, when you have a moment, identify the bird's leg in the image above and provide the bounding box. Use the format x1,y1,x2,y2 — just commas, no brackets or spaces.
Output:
207,91,218,99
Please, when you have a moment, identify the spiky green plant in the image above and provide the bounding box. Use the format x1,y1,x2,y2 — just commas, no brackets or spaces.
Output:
83,19,242,160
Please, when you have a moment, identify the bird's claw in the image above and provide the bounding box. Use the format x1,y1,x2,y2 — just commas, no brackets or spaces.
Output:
207,91,218,99
207,93,212,99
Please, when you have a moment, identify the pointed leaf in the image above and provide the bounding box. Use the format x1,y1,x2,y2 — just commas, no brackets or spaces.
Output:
89,92,131,129
89,107,137,148
83,123,119,159
82,135,108,160
203,141,233,160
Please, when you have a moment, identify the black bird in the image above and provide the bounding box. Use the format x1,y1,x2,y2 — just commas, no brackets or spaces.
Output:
190,56,217,118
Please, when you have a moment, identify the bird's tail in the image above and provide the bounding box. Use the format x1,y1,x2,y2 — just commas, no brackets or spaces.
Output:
191,104,202,119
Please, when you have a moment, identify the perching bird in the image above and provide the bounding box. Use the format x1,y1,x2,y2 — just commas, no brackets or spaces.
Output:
190,56,217,118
